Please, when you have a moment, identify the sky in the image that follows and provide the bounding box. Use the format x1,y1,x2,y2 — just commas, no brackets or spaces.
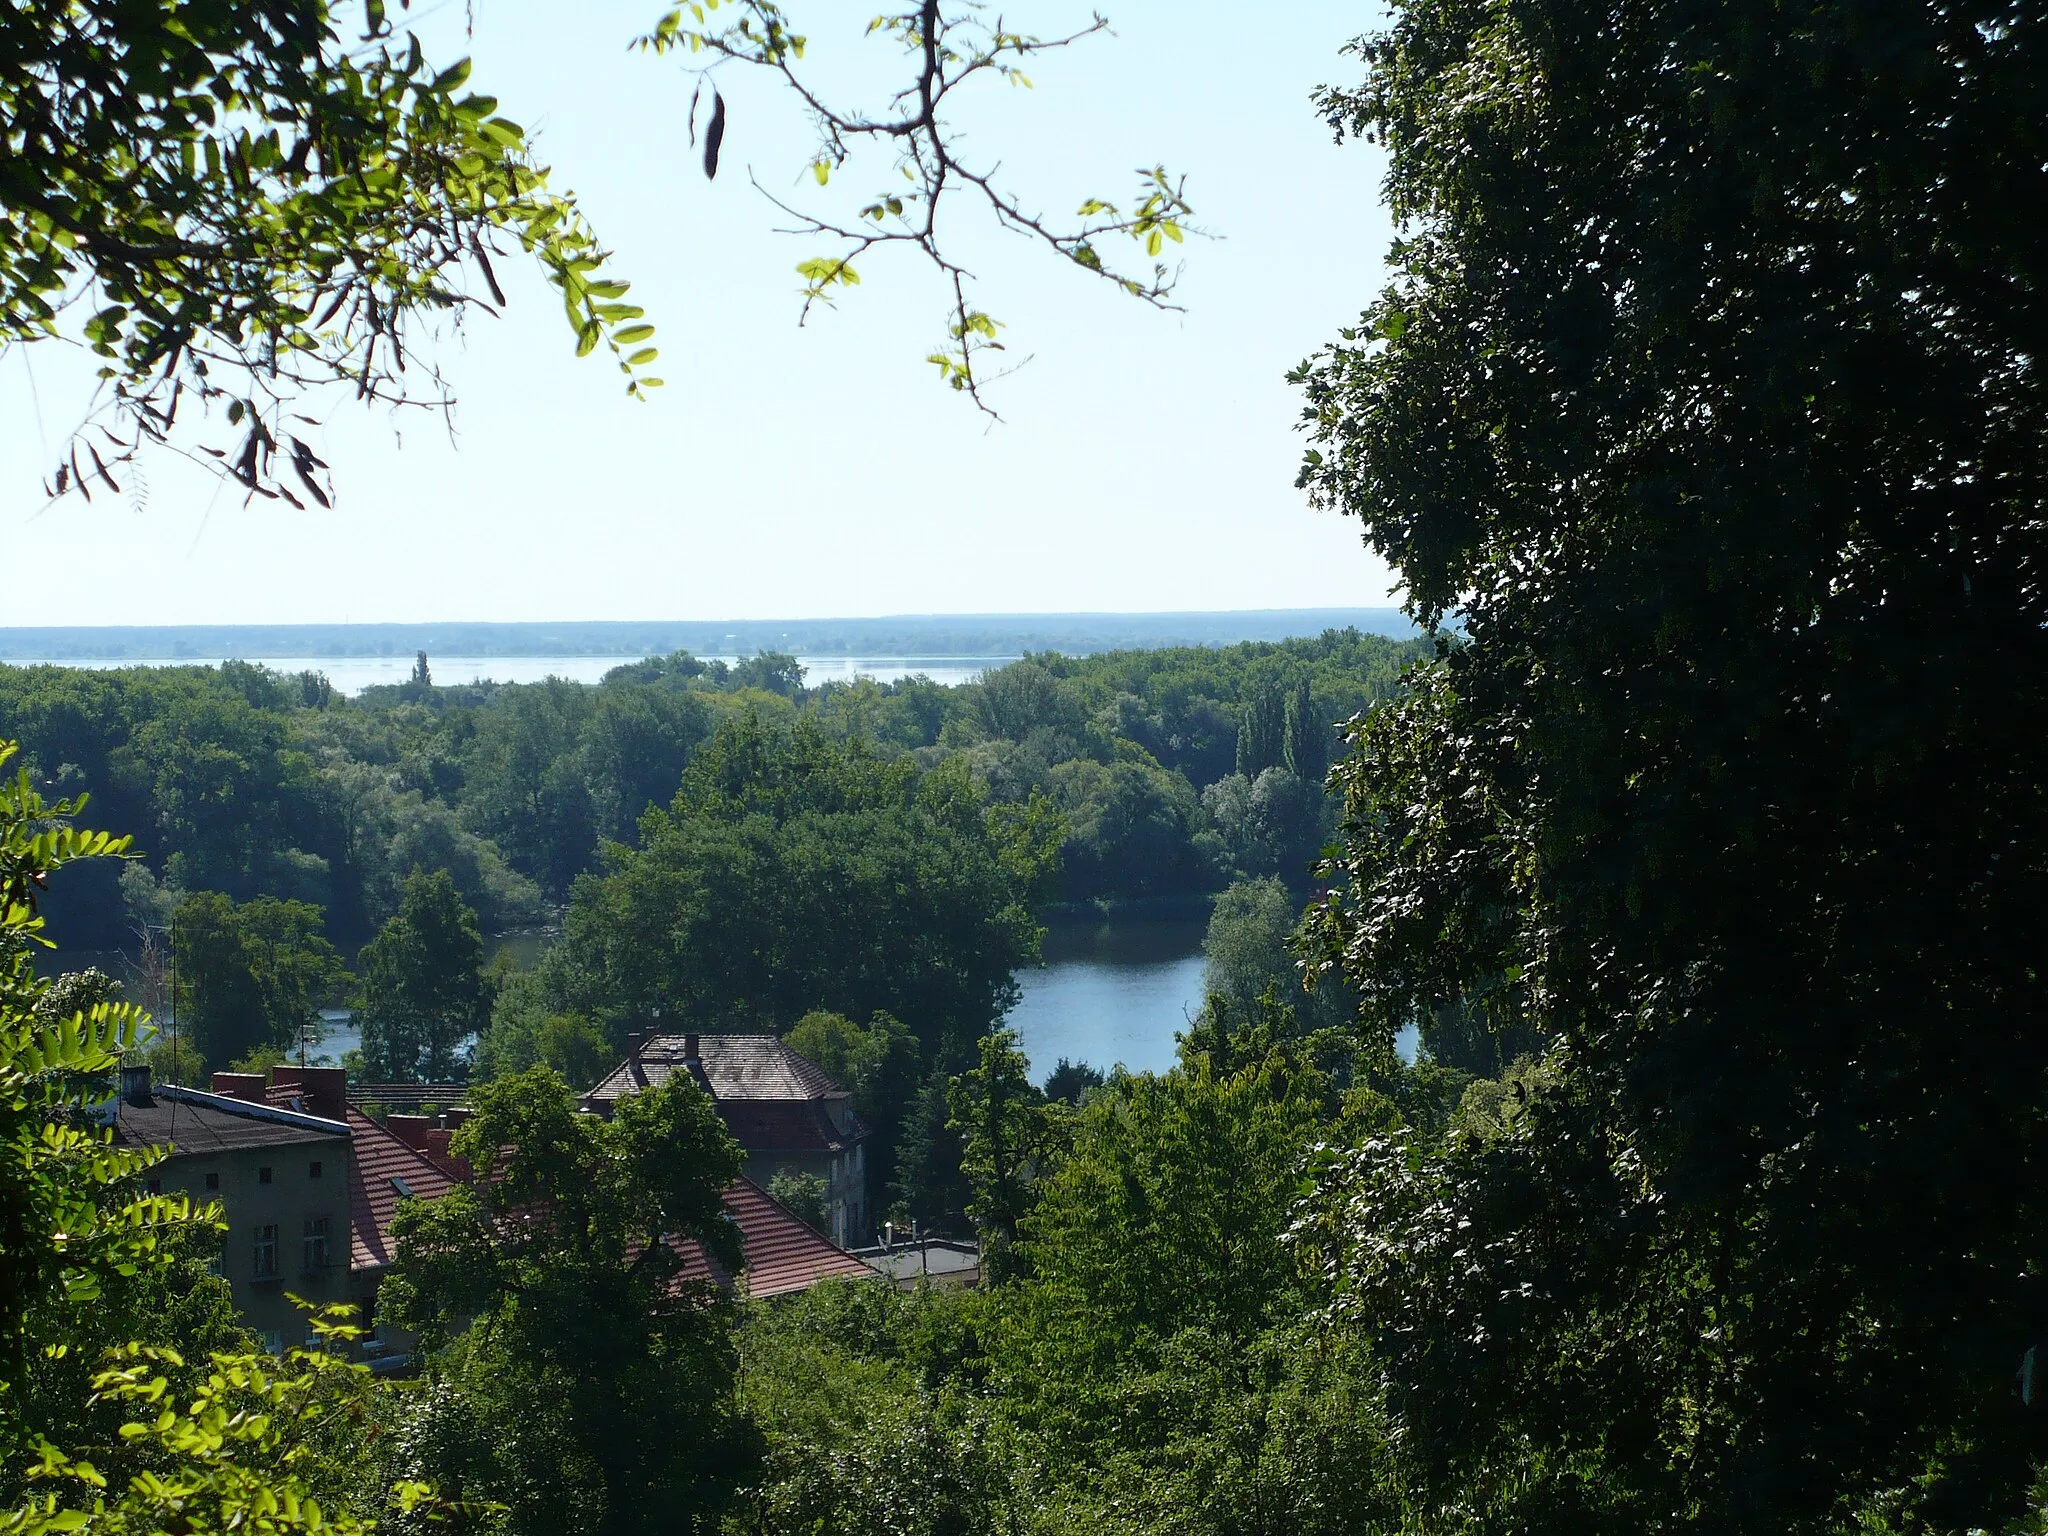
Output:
0,0,1401,627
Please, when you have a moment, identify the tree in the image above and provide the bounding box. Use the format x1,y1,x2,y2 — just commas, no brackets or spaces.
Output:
1280,673,1324,786
170,890,347,1073
948,1029,1057,1282
785,1009,922,1224
997,1037,1333,1439
1233,678,1284,780
14,1314,438,1535
0,742,189,1443
555,719,1060,1062
1042,1058,1105,1106
1293,0,2048,1527
2,0,655,499
727,653,807,698
766,1168,829,1233
636,3,1196,409
353,869,487,1080
889,1073,969,1235
1200,877,1354,1035
383,1067,753,1536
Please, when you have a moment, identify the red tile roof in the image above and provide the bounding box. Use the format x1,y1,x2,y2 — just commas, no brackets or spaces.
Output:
669,1178,873,1298
347,1108,458,1272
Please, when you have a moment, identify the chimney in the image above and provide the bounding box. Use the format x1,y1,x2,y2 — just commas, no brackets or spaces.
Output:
386,1114,431,1151
684,1032,701,1061
626,1032,644,1059
120,1062,153,1107
269,1065,347,1122
444,1107,472,1129
211,1072,268,1104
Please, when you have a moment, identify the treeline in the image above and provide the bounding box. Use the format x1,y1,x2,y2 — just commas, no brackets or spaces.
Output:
1,628,1424,953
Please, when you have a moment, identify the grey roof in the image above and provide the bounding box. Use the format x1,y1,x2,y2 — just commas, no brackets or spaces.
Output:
585,1033,844,1107
854,1238,982,1285
113,1085,350,1158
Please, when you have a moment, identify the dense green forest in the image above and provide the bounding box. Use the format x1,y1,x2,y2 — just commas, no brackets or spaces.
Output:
0,628,1420,949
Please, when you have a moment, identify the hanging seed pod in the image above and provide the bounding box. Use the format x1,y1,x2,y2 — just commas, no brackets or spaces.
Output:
704,88,726,179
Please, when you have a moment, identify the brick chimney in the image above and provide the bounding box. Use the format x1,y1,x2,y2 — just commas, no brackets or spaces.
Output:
626,1032,644,1059
211,1072,267,1104
120,1062,153,1107
684,1033,701,1061
269,1066,348,1122
444,1107,472,1129
386,1114,431,1151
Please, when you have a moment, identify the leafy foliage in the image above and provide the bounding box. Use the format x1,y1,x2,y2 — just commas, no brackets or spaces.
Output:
547,719,1058,1062
9,1313,432,1536
1,0,656,500
0,743,193,1424
352,869,488,1080
170,890,348,1075
634,1,1196,410
785,1009,921,1220
383,1067,752,1536
1291,0,2048,1525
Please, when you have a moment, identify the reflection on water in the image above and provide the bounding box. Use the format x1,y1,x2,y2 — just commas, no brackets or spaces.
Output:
1008,915,1210,1083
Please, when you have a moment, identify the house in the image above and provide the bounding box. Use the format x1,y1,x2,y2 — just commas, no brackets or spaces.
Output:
110,1062,451,1361
678,1179,873,1297
583,1032,871,1246
119,1057,875,1354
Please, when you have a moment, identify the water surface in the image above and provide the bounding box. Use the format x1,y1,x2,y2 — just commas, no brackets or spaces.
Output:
1008,916,1209,1082
38,654,1013,695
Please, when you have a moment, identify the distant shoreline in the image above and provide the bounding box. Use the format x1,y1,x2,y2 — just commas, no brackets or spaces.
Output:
0,609,1417,662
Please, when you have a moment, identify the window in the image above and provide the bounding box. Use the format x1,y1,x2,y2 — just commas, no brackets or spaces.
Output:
205,1171,220,1191
308,1160,323,1180
258,1166,273,1185
302,1217,329,1273
253,1224,279,1279
258,1330,283,1356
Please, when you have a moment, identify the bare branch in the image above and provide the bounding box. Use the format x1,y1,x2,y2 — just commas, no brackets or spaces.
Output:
636,1,1202,411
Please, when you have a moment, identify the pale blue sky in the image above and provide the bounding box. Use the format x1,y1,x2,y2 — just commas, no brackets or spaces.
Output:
0,1,1399,626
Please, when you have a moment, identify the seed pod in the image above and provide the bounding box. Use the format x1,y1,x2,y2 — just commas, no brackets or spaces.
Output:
704,88,726,179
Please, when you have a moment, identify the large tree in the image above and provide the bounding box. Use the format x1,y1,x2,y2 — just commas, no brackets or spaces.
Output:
353,867,488,1080
545,717,1061,1063
1293,0,2048,1529
171,889,348,1073
383,1067,752,1536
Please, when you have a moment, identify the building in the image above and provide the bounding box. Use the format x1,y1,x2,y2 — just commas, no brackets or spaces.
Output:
111,1063,455,1363
583,1032,870,1246
116,1057,874,1354
853,1234,983,1290
680,1179,874,1297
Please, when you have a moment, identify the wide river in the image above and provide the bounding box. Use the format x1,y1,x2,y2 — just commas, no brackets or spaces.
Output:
44,654,1015,693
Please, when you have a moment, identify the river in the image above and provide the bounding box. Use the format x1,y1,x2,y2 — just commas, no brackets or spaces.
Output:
50,916,1213,1086
39,654,1015,694
1009,915,1209,1080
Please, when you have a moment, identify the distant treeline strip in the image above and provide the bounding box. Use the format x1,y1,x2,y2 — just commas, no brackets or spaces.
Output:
0,609,1419,661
